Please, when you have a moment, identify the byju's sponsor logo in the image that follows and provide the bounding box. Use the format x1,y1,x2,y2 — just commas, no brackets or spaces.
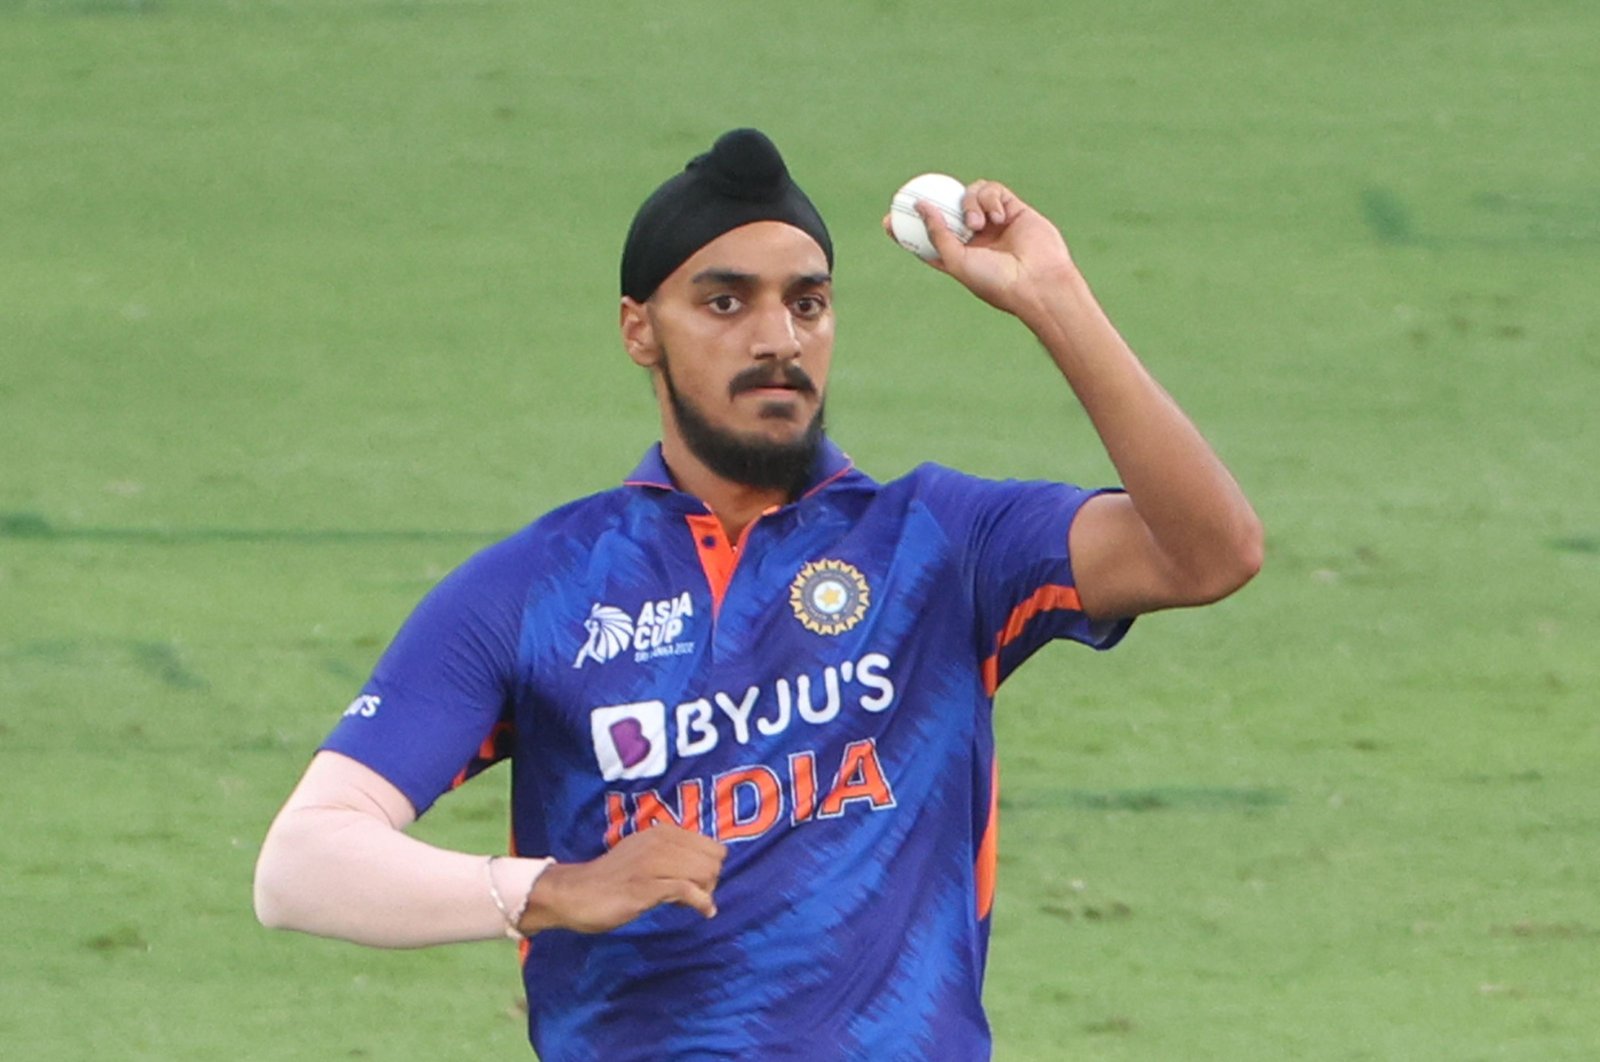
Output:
590,701,669,781
586,652,896,782
573,592,697,668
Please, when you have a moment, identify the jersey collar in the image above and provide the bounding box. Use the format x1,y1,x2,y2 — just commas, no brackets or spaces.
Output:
623,438,860,501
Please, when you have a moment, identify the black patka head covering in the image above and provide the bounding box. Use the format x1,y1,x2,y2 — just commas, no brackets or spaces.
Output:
620,128,833,302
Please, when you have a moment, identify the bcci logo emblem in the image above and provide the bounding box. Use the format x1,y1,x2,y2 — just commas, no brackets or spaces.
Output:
789,559,871,636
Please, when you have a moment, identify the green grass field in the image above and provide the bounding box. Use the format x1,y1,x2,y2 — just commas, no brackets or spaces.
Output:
4,1,1598,1058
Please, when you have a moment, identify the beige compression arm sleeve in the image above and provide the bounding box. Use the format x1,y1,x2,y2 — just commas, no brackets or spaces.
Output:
254,750,552,948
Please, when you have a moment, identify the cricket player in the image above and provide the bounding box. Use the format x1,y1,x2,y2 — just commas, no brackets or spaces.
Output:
254,128,1262,1059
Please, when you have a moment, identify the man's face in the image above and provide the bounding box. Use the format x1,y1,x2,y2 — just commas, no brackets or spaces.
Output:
620,221,835,491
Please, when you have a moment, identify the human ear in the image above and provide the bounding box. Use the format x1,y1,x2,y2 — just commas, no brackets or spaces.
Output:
619,297,660,368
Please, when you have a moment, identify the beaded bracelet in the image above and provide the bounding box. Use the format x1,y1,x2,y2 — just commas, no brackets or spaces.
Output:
485,855,529,941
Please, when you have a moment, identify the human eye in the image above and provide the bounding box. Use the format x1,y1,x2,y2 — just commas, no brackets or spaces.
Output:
706,294,742,315
791,294,828,319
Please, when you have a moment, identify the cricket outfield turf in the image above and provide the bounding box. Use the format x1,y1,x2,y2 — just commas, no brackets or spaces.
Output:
3,1,1597,1058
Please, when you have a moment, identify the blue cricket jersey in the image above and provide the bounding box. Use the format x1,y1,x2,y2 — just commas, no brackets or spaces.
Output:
323,440,1130,1060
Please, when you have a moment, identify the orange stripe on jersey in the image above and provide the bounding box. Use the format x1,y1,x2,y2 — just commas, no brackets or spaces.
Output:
981,584,1084,695
800,458,855,499
980,655,1001,698
449,722,511,790
999,584,1082,646
975,754,1000,921
478,724,507,761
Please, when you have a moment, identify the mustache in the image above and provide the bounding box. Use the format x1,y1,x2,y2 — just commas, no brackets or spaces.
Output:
728,362,817,399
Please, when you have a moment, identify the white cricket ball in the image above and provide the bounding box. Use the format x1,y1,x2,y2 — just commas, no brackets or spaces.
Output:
889,173,973,262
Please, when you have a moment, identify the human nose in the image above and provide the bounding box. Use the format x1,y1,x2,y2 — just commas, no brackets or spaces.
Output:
750,302,801,360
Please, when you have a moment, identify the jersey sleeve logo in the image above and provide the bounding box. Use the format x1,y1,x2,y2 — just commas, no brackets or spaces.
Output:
341,694,381,718
573,604,635,668
789,559,871,636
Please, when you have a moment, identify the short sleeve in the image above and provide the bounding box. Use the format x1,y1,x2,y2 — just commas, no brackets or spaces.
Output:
916,465,1133,694
319,532,534,815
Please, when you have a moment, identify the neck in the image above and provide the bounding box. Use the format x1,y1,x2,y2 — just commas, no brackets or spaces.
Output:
659,435,797,540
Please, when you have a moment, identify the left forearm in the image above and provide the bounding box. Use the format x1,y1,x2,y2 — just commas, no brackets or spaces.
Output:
1017,267,1263,595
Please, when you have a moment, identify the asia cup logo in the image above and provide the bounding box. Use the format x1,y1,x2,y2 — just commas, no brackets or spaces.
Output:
788,559,871,636
573,604,634,668
573,593,696,668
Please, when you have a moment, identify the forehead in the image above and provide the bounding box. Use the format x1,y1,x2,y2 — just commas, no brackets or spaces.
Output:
665,221,830,290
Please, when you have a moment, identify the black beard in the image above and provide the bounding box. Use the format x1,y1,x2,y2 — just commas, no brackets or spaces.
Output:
660,352,825,497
